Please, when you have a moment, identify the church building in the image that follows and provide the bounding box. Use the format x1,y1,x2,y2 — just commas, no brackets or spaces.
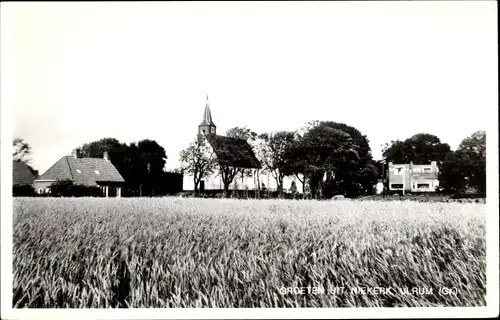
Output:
182,96,305,193
194,97,262,191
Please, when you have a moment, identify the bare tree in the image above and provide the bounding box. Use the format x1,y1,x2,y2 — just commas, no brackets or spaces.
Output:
13,138,32,163
249,134,269,193
218,164,240,195
259,131,297,194
179,137,217,193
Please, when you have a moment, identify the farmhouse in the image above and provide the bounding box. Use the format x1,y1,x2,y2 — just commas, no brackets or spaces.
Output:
13,160,38,187
387,161,439,193
33,149,125,197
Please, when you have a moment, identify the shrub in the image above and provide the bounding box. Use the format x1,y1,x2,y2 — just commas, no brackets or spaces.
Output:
13,184,37,197
451,192,486,200
50,180,102,197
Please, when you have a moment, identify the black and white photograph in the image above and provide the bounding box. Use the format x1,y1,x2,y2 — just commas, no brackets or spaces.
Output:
1,1,498,319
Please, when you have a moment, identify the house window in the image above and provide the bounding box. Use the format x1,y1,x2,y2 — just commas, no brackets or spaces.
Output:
424,168,431,173
391,184,403,189
394,167,404,175
417,183,430,189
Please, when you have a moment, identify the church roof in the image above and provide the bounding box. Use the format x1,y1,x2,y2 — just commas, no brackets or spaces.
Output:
199,97,216,127
205,135,261,169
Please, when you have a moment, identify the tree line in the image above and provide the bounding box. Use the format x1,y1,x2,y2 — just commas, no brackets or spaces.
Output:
77,138,177,196
13,121,486,198
180,121,486,198
13,137,182,197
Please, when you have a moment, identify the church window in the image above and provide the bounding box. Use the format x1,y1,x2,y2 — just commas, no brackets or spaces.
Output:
211,127,215,133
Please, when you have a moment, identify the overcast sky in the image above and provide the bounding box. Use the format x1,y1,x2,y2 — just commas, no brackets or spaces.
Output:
5,1,497,173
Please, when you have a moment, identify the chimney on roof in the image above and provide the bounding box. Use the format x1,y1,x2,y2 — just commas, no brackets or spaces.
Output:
103,151,109,161
72,148,81,159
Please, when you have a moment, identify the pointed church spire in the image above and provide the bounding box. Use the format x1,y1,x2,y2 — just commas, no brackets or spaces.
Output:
202,96,214,125
198,94,216,135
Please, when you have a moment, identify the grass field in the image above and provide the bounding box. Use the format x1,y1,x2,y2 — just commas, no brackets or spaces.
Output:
13,198,486,307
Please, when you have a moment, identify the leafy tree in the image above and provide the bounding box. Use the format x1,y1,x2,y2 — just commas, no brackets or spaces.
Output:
299,123,359,198
79,137,168,196
250,134,269,193
291,121,378,198
13,137,31,163
226,126,258,141
440,130,486,194
319,121,378,197
288,121,377,198
438,152,467,194
136,139,168,196
382,133,452,165
179,137,217,193
283,134,307,193
260,131,297,193
381,140,409,164
80,138,123,158
13,138,39,175
216,164,239,194
80,137,130,180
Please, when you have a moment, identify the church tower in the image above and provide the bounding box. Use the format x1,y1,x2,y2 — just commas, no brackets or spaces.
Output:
198,95,216,136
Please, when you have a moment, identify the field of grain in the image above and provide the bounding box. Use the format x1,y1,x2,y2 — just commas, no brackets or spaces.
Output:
13,198,486,308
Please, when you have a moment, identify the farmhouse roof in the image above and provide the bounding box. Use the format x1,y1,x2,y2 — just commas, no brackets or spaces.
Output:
199,96,216,127
37,155,125,186
13,161,38,186
205,135,262,169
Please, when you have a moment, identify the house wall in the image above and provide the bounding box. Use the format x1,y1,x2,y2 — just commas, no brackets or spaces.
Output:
183,172,305,193
388,161,439,192
97,183,124,197
33,180,57,194
33,180,124,197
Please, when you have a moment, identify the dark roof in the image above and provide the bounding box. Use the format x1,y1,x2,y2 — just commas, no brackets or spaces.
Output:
13,161,38,186
205,135,261,169
199,100,216,127
37,156,125,186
